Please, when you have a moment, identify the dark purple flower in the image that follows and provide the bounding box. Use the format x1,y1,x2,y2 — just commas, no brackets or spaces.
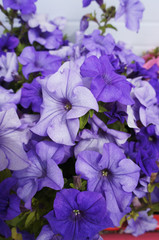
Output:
28,27,63,50
124,210,157,236
0,178,21,221
133,174,150,198
76,143,140,224
83,0,103,7
105,102,127,124
80,54,134,104
20,78,42,112
45,189,113,240
124,135,158,177
0,34,19,55
18,46,61,79
0,108,29,171
3,0,37,15
14,145,64,202
80,16,89,32
115,0,145,32
32,64,98,145
0,219,11,238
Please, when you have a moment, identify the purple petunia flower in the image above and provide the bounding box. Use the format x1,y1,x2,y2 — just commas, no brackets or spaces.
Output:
0,108,29,171
80,54,134,105
115,0,145,32
0,86,21,111
45,189,113,240
75,114,130,156
83,30,115,54
32,64,98,145
20,78,42,112
36,225,62,240
3,0,37,15
0,219,11,238
14,144,64,203
76,143,140,225
124,210,157,236
0,178,21,221
18,46,61,79
0,33,19,55
28,27,63,50
83,0,103,7
0,52,18,82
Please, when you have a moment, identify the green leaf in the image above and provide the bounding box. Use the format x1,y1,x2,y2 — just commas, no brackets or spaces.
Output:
89,110,94,118
0,169,11,183
70,183,75,189
11,228,22,240
98,105,107,113
25,211,36,228
79,111,89,129
106,24,117,31
148,183,155,193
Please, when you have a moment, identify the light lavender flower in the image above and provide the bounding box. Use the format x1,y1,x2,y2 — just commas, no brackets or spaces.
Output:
32,64,98,145
0,108,29,171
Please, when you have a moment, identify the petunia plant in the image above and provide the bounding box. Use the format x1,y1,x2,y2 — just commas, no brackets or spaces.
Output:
0,0,159,239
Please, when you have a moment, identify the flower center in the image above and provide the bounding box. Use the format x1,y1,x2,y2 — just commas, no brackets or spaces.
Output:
62,99,72,111
102,169,109,177
73,209,80,216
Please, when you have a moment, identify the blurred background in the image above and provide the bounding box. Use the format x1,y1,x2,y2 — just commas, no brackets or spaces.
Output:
0,0,159,55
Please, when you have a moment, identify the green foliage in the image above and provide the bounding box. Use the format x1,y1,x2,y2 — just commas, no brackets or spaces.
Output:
0,169,11,183
79,111,90,129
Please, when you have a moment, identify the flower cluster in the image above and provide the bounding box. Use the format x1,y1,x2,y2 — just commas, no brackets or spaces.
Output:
0,0,158,239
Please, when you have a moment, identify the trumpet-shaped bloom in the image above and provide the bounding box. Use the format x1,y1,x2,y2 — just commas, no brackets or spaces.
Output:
32,65,98,145
20,78,42,112
18,46,61,79
115,0,145,32
45,189,113,240
76,143,140,224
124,210,157,236
0,33,19,55
0,108,29,171
3,0,37,15
83,0,103,7
80,55,133,104
14,145,64,202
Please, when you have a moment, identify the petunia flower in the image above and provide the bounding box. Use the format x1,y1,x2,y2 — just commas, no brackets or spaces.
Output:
36,225,62,240
20,78,42,112
124,210,157,236
83,0,103,7
28,27,63,50
32,64,98,145
115,0,145,32
76,143,140,225
82,30,115,54
14,144,64,203
3,0,37,15
80,54,134,105
0,52,18,82
0,33,19,55
0,86,21,111
0,108,29,171
45,189,113,240
18,46,61,79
